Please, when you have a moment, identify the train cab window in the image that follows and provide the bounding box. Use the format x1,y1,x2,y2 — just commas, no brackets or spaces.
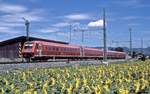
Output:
24,45,32,49
24,42,33,49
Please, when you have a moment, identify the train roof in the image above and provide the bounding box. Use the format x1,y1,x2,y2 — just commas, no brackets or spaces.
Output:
32,41,80,49
107,50,126,54
0,36,68,46
84,47,102,51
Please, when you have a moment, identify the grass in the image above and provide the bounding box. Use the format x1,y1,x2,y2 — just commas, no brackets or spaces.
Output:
0,60,150,94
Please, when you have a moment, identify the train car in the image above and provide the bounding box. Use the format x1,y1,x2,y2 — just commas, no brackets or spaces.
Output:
22,41,81,60
107,51,126,59
22,40,126,61
84,48,103,59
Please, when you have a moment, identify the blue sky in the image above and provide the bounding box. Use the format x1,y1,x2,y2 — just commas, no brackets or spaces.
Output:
0,0,150,48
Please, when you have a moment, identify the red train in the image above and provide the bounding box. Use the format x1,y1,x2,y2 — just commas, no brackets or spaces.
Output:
22,41,126,61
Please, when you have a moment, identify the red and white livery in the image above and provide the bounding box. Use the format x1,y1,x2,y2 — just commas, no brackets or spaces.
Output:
22,41,126,61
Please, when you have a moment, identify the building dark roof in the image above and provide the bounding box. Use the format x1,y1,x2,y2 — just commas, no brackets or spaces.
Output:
0,36,68,46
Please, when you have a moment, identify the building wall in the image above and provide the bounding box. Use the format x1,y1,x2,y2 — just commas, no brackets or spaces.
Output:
0,42,21,58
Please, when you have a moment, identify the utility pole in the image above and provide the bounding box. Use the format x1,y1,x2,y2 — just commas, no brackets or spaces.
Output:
74,25,87,46
129,28,132,57
141,38,143,54
81,30,84,45
74,26,87,57
103,8,107,62
23,17,30,41
69,24,72,44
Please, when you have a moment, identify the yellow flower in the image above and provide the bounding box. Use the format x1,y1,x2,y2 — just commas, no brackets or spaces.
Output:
67,84,73,94
94,85,102,94
33,91,38,94
28,82,34,89
4,78,9,85
43,80,49,89
23,89,34,94
10,84,15,89
83,78,87,86
75,78,80,88
118,88,129,94
103,85,110,93
61,83,66,92
135,81,140,93
1,88,5,94
42,88,48,94
51,78,55,86
22,72,26,81
15,88,21,94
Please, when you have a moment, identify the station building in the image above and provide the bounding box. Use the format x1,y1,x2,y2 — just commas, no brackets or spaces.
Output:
0,36,68,60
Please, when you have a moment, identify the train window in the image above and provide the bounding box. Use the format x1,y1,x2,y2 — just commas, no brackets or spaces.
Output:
60,48,62,51
24,43,33,49
75,49,77,52
48,47,51,50
24,46,32,49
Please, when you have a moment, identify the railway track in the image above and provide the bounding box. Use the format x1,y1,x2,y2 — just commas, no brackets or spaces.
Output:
0,60,101,71
0,59,127,64
0,59,127,72
0,60,68,64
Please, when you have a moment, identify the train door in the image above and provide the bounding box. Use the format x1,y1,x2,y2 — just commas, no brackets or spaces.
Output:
80,47,84,57
35,43,42,56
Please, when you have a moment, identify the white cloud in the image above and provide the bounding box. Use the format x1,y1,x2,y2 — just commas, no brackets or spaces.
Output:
39,27,59,33
0,22,24,27
88,19,103,27
0,27,9,31
0,3,27,13
0,2,45,24
52,22,70,27
65,14,91,20
120,16,139,20
128,23,140,26
0,3,46,35
113,0,150,8
0,26,18,33
114,0,139,7
57,32,69,37
0,10,45,23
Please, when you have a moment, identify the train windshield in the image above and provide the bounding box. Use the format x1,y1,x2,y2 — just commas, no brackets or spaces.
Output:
24,42,33,49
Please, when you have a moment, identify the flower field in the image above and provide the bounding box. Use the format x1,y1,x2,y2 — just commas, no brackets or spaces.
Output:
0,61,150,94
